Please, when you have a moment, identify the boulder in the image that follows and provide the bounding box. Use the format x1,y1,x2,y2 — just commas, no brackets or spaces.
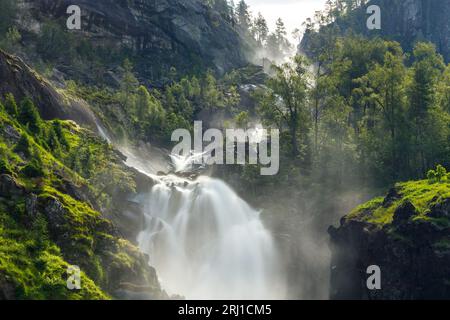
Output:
429,198,450,219
393,200,418,226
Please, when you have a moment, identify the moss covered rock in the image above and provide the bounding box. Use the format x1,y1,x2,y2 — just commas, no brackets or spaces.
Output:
329,180,450,299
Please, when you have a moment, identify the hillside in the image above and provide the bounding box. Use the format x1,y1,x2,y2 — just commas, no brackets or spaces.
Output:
329,176,450,299
14,0,247,84
300,0,450,62
0,88,165,299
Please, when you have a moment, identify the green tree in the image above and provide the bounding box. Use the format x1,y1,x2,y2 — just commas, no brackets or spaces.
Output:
4,93,18,118
236,0,252,35
407,43,446,174
253,13,269,46
19,97,42,135
355,44,407,180
1,26,21,51
119,59,139,111
259,55,311,158
0,0,17,34
37,22,73,61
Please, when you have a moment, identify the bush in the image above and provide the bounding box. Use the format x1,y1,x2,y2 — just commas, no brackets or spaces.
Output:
4,93,18,118
37,22,73,61
0,157,12,175
14,134,31,157
19,97,42,134
427,165,448,183
436,165,447,181
20,159,44,178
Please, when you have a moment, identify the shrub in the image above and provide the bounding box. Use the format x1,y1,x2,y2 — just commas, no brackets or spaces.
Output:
427,165,448,183
0,157,12,175
20,159,44,178
4,93,18,118
19,97,42,134
436,165,447,182
14,133,31,157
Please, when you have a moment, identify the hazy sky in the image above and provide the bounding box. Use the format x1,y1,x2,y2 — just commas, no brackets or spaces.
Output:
245,0,328,40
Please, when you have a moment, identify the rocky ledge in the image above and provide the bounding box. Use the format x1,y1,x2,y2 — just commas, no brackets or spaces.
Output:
328,180,450,300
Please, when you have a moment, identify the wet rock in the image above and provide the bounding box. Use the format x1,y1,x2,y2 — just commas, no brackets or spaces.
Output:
25,193,38,218
383,187,401,207
429,198,450,219
3,124,21,143
44,198,67,233
0,278,15,300
393,200,417,226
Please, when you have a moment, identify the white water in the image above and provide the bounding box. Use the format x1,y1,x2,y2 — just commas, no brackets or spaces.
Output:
136,174,284,299
96,124,284,299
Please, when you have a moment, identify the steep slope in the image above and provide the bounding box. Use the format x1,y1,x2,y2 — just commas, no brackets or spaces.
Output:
18,0,247,81
0,98,165,299
301,0,450,62
0,48,167,299
0,50,97,129
329,179,450,299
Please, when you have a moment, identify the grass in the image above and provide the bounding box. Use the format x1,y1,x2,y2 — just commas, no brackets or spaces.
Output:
347,179,450,226
0,95,158,299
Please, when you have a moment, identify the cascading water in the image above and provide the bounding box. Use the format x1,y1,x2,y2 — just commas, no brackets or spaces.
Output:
136,174,284,299
96,124,284,299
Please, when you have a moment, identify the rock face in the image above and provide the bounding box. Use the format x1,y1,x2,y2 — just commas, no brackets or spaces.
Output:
301,0,450,62
0,50,98,129
329,184,450,300
21,0,246,79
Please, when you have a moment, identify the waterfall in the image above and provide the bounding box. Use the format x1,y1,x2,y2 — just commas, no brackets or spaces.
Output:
136,174,284,299
95,123,284,299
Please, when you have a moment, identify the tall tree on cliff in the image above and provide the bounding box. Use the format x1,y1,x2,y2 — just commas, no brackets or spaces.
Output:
236,0,252,36
253,13,269,46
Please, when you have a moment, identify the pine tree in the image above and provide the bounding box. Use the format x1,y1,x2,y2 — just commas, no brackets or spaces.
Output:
4,93,18,118
253,13,269,46
236,0,252,35
19,97,42,135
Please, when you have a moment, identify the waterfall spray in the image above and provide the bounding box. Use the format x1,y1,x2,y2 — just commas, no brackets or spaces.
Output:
137,174,285,299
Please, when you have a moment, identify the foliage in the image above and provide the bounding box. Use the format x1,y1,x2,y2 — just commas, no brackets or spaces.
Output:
348,177,450,226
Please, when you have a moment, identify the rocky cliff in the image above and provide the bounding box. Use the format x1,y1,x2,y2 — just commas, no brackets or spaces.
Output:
0,50,98,129
18,0,247,81
329,180,450,299
301,0,450,62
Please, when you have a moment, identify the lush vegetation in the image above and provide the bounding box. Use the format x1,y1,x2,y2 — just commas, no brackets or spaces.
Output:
0,95,156,299
348,175,450,227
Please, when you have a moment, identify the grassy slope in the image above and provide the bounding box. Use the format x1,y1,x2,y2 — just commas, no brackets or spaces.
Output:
0,102,153,299
347,180,450,225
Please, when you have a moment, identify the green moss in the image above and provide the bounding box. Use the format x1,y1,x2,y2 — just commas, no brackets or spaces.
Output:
0,95,157,299
347,180,450,226
0,204,108,300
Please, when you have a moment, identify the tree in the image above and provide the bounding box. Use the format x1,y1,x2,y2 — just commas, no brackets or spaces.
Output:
253,13,269,46
212,0,231,20
19,97,42,135
119,59,139,111
4,93,18,118
259,55,311,158
355,44,407,180
236,0,252,35
37,22,73,61
202,70,225,110
407,43,446,174
1,26,21,51
275,18,291,55
0,0,17,34
135,85,165,126
265,18,292,60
